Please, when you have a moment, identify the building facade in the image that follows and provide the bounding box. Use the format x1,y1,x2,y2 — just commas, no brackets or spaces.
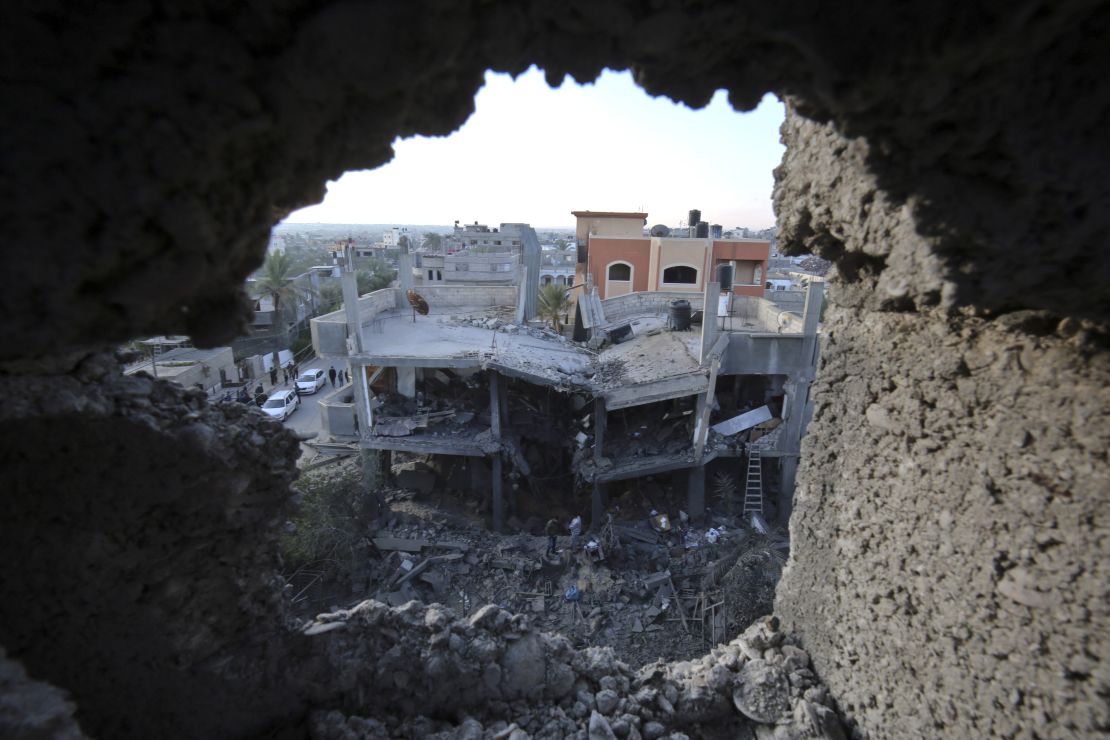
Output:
574,211,770,300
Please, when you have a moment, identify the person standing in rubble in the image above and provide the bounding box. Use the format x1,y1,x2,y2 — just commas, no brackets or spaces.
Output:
545,518,560,557
569,515,582,550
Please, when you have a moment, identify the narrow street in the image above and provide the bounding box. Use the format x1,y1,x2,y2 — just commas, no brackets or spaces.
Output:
277,356,349,463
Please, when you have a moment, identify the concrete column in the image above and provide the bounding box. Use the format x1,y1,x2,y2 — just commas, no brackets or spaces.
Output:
591,481,605,529
492,456,504,533
398,244,414,291
498,372,509,428
593,397,606,463
699,281,721,363
687,465,706,522
779,456,797,524
397,366,416,399
340,245,371,437
776,282,825,511
489,371,502,438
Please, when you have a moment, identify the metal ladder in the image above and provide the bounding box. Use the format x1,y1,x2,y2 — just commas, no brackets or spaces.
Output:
743,446,763,517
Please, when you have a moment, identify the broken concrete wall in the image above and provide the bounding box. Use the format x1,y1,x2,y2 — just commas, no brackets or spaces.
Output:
312,289,399,357
774,108,1109,736
602,292,706,325
0,353,304,738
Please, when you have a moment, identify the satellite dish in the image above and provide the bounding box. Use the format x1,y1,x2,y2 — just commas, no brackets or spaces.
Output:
406,289,429,320
650,224,671,237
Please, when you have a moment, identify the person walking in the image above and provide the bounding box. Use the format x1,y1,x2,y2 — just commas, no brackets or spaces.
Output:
269,366,278,386
328,366,337,387
545,518,560,557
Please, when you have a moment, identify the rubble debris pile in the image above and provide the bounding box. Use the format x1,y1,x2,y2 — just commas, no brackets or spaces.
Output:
286,458,788,673
374,369,488,439
0,353,304,738
300,602,845,740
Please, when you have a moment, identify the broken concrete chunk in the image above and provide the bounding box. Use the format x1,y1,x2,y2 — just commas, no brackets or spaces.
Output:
588,710,618,740
732,659,792,724
374,536,429,553
303,621,347,636
794,697,847,740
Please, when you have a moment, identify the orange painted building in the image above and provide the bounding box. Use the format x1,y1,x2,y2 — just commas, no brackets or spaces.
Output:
587,237,651,297
571,211,770,300
710,239,770,298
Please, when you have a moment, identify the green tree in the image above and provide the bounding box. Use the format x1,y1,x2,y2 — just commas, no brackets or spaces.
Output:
281,467,379,583
538,282,571,333
318,282,343,313
356,257,393,295
555,238,569,250
422,232,442,252
253,251,310,371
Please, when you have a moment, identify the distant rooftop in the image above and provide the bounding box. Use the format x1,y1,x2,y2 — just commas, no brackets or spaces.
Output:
571,211,648,219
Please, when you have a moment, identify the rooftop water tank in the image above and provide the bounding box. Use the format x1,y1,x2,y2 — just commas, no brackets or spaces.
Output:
669,299,692,331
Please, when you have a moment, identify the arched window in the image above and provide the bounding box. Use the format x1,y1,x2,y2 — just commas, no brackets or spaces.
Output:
662,265,698,284
542,275,552,285
608,263,632,281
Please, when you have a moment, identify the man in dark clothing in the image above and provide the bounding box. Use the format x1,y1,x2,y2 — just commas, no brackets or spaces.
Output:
269,367,278,386
328,366,337,386
544,518,560,556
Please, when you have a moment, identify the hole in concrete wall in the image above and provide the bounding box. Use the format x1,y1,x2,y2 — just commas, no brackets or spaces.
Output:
231,67,810,668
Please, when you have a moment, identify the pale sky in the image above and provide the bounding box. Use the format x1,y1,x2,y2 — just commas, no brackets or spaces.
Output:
283,67,784,230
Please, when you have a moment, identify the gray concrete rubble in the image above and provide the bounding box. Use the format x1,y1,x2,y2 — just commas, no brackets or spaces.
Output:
293,469,787,671
299,604,843,740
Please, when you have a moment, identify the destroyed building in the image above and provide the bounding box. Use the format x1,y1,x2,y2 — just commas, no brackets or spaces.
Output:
311,235,821,534
1,2,1106,739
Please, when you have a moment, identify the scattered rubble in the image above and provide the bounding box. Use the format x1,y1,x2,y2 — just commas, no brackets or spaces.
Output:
299,603,845,739
285,458,790,670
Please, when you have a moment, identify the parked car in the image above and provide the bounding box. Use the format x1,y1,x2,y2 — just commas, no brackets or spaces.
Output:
296,368,327,394
261,389,299,421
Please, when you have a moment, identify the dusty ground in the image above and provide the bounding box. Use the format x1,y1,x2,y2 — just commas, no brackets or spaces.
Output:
285,457,786,669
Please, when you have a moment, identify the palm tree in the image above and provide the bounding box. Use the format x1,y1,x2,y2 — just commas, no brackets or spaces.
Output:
253,251,310,375
538,282,571,334
422,232,442,253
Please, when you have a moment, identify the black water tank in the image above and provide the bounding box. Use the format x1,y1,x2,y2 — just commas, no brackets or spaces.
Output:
669,299,692,331
710,224,723,239
696,221,709,238
688,209,701,230
717,263,734,292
